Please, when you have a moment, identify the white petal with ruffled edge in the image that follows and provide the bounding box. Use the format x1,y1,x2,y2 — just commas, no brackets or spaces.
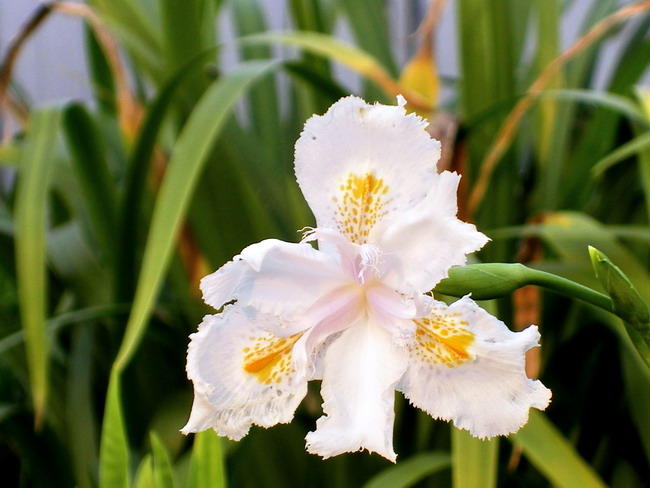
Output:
295,96,440,245
182,306,309,440
399,297,551,438
306,318,409,462
375,171,489,294
200,239,347,333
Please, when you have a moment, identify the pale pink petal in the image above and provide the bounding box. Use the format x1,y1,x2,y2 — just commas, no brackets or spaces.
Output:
182,306,308,439
399,297,551,438
306,320,409,462
200,239,346,330
295,96,441,244
375,171,489,294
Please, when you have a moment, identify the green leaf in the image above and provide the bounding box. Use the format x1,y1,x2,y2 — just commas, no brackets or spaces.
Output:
452,429,498,488
188,430,227,488
115,48,219,303
99,371,130,488
67,326,98,488
14,108,61,426
538,89,648,126
63,103,118,264
150,432,175,488
88,0,163,81
362,452,450,488
591,130,650,177
589,246,650,367
231,0,284,169
511,411,607,488
240,31,401,100
133,455,155,488
113,60,279,372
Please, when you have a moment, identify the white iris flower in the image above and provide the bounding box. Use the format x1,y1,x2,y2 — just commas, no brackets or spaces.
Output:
182,96,551,461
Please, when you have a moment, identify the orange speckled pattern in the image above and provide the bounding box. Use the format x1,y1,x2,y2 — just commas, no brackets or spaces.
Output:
243,333,302,384
413,311,475,368
334,173,390,244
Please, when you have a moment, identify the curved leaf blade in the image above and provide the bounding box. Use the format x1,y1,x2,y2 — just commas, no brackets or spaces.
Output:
362,451,450,488
14,108,61,426
510,411,606,488
113,60,279,372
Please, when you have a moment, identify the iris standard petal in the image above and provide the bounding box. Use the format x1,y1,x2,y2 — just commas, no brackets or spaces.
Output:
376,171,489,294
399,297,551,438
182,306,309,440
295,96,441,244
305,319,409,462
200,239,346,330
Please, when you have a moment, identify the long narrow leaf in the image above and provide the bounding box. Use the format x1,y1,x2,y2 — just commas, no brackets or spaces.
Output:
510,411,606,488
63,103,117,264
151,432,176,488
113,60,278,372
452,428,498,488
115,48,219,303
14,108,60,426
362,451,450,488
99,371,129,488
188,430,227,488
591,131,650,177
240,31,429,110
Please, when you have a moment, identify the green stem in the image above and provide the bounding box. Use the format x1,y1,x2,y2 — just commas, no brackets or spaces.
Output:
524,268,614,314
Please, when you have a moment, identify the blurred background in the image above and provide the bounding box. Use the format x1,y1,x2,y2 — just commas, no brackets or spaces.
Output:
1,1,649,487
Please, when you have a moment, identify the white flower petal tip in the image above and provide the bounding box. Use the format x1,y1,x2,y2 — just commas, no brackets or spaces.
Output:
183,308,308,440
295,96,442,241
399,296,551,439
304,322,406,463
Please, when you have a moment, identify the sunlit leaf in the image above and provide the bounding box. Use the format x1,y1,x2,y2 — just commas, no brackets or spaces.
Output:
99,371,129,488
452,427,497,488
188,430,227,488
511,411,606,488
113,60,279,372
14,108,60,426
362,451,450,488
151,432,176,488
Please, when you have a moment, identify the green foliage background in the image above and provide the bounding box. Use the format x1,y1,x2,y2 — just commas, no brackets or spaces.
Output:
1,0,650,487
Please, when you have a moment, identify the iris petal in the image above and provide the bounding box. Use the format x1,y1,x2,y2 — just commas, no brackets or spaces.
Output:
399,297,551,438
183,306,308,439
376,171,489,294
306,319,409,462
200,239,346,334
295,96,441,238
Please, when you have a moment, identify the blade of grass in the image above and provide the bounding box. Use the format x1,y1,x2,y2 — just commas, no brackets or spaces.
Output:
452,429,498,488
63,103,118,265
510,410,606,488
99,371,129,488
133,455,155,488
88,0,163,81
538,89,647,124
231,0,284,171
362,451,450,488
339,0,396,102
67,326,98,488
150,432,176,488
115,48,219,303
14,108,61,427
591,130,650,177
113,60,279,372
159,0,209,99
240,31,432,112
188,430,227,488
